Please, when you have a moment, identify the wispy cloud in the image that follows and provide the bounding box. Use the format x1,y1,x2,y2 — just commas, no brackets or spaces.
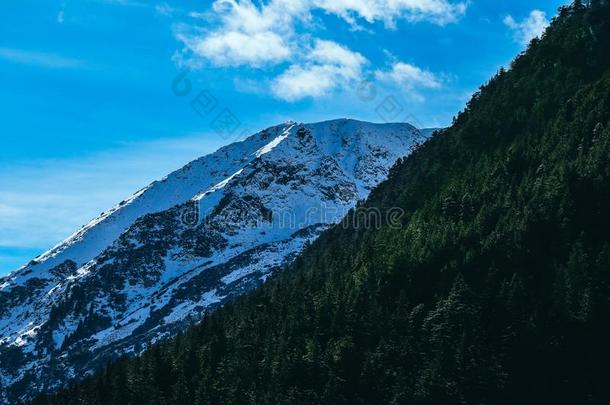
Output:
94,0,149,7
0,48,85,69
155,2,174,16
504,10,549,46
375,62,442,102
0,133,225,273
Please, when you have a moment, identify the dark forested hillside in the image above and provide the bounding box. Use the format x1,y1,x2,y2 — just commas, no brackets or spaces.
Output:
31,2,610,404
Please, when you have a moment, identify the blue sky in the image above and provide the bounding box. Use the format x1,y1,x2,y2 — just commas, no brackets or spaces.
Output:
0,0,568,274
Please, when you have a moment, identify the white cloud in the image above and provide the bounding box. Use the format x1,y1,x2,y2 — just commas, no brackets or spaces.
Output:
0,48,85,69
272,65,337,101
308,39,365,69
178,30,291,67
313,0,467,27
271,40,366,101
375,61,443,103
376,62,441,90
176,0,308,68
175,0,464,100
504,10,549,46
176,0,467,68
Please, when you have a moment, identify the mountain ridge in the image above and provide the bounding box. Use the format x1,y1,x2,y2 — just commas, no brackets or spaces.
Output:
0,118,428,403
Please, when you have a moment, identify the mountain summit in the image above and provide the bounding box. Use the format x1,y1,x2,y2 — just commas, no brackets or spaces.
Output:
0,119,427,402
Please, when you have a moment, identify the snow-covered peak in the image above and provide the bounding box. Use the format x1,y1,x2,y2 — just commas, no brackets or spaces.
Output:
0,124,286,288
0,119,428,403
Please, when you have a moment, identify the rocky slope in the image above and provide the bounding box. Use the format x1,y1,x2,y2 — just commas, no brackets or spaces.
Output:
0,119,428,402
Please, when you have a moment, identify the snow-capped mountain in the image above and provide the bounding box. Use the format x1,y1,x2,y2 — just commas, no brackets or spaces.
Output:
0,119,429,403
